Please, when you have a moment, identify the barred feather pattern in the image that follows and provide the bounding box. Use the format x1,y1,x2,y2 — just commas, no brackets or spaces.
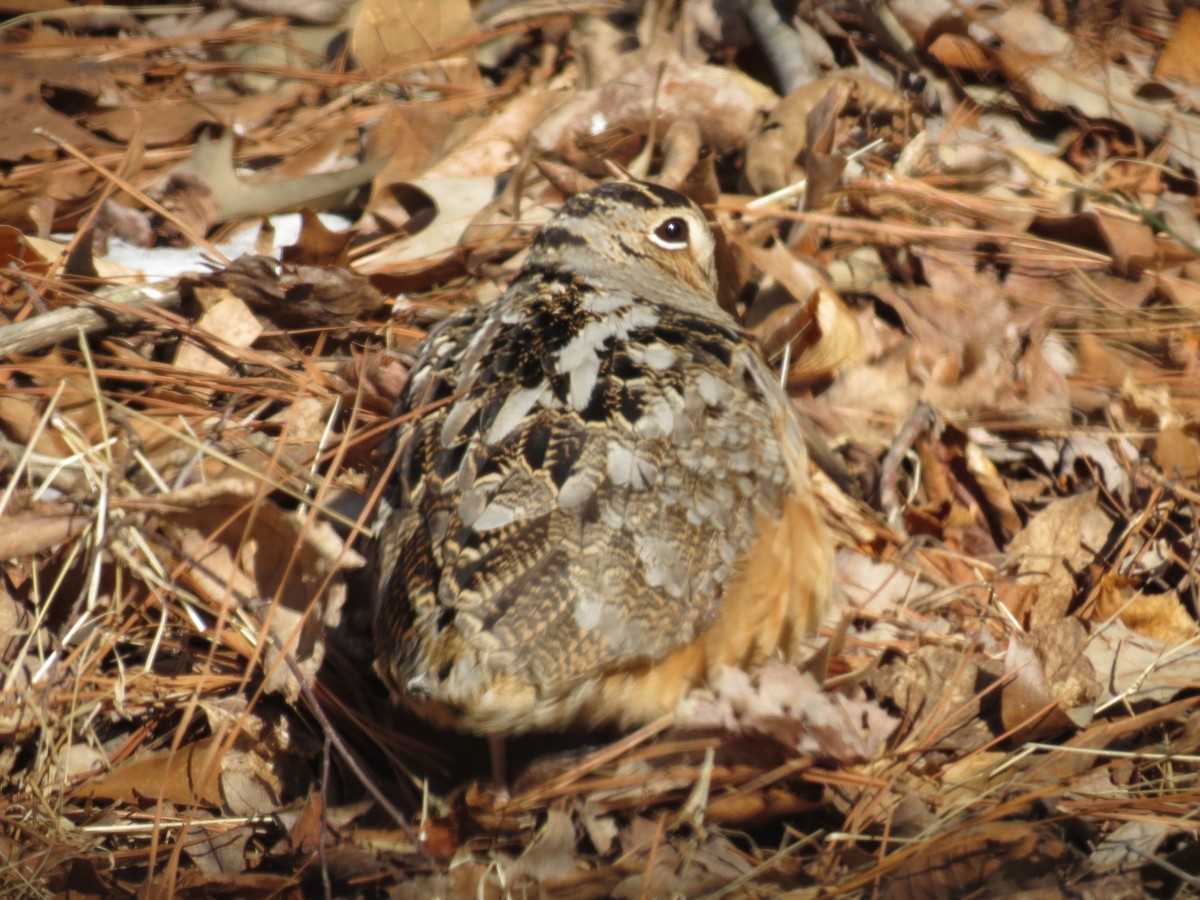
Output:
373,181,831,735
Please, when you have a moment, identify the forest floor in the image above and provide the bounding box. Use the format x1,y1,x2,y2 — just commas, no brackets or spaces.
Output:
1,0,1199,896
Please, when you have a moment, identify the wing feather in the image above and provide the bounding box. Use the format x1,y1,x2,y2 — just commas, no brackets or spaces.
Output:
375,286,793,716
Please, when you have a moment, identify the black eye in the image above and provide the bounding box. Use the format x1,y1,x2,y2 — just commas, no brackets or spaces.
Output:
652,217,689,247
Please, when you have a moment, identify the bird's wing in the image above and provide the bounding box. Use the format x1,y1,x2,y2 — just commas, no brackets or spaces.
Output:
376,304,787,697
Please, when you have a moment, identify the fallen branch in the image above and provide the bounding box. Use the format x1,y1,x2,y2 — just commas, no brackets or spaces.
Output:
0,285,181,358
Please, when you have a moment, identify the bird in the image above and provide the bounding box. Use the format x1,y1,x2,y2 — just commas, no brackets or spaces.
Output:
371,180,832,750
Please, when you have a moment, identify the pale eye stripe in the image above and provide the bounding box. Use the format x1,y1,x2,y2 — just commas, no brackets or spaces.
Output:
649,233,689,251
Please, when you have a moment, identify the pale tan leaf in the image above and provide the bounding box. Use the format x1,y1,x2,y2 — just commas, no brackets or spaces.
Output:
350,0,480,85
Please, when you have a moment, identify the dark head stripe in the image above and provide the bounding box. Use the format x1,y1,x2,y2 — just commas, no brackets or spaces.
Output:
594,181,663,210
534,225,590,252
634,182,694,210
561,181,694,215
560,194,598,217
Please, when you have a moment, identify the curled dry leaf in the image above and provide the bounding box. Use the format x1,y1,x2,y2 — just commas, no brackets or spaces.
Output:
533,158,600,200
655,117,703,192
964,440,1023,539
425,91,552,181
283,208,355,267
342,349,410,410
357,176,497,274
1006,488,1110,629
533,61,776,167
363,90,550,243
869,646,1001,757
743,239,862,381
1093,573,1200,644
185,254,387,329
743,74,907,194
1001,618,1099,743
1030,209,1159,279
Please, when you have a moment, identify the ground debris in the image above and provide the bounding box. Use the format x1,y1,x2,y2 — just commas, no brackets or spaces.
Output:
1,1,1198,896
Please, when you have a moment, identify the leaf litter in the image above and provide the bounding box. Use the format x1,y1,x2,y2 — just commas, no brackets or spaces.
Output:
1,0,1200,896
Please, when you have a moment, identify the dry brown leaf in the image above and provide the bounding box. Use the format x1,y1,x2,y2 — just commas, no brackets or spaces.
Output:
507,808,577,884
1090,820,1177,875
358,176,498,272
0,228,137,286
884,821,1068,900
1030,210,1159,279
994,47,1200,172
425,91,551,181
283,208,355,267
163,129,385,238
1001,619,1098,742
1006,146,1081,197
742,240,862,380
172,290,263,396
533,60,775,165
964,441,1023,539
75,737,225,808
362,104,457,213
183,823,254,876
680,660,897,763
0,510,91,559
0,59,133,163
153,477,361,698
350,0,480,86
1007,489,1109,629
926,32,991,73
1153,422,1200,479
869,646,999,756
220,746,282,816
184,254,386,329
4,6,1200,895
1154,8,1200,85
1084,620,1200,705
743,74,906,194
655,117,703,192
1093,573,1200,644
86,90,297,147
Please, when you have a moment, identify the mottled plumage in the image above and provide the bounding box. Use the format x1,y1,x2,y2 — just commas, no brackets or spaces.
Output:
373,181,831,735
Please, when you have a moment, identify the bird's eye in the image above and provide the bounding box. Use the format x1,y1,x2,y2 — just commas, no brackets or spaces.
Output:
650,217,689,249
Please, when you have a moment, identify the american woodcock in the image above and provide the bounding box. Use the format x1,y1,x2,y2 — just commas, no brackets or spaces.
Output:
372,181,832,739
